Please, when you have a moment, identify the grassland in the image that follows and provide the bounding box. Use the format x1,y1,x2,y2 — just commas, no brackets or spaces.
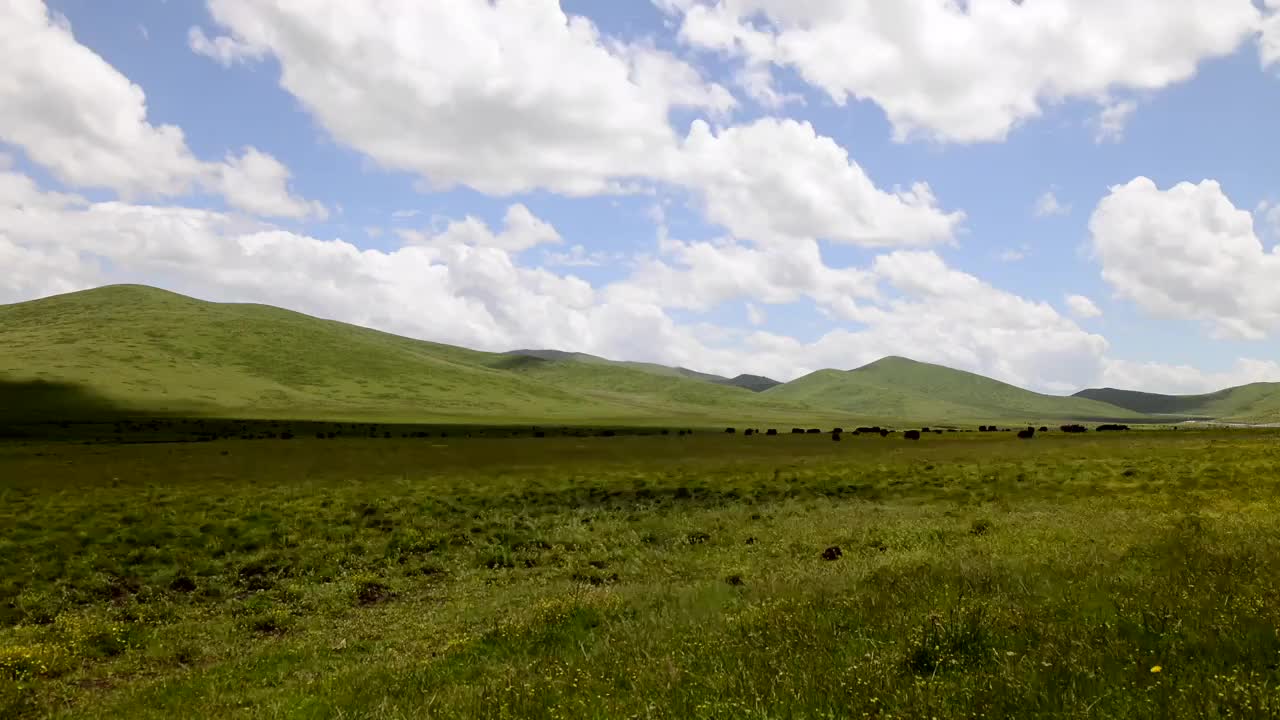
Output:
4,427,1280,718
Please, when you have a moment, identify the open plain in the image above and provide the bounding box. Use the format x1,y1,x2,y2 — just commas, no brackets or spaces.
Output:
4,426,1279,718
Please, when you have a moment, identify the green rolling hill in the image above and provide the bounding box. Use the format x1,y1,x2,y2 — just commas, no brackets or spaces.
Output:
9,284,1275,427
1074,385,1280,424
0,285,825,425
505,349,780,391
764,357,1145,423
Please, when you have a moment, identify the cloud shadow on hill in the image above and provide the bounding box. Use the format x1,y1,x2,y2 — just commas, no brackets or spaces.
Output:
0,378,139,423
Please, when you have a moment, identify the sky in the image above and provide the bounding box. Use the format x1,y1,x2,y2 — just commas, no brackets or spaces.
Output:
4,0,1280,395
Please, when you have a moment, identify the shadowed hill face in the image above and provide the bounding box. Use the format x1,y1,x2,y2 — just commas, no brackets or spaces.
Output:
1075,384,1280,423
504,349,782,392
726,374,782,392
0,379,138,422
0,286,828,424
765,357,1142,423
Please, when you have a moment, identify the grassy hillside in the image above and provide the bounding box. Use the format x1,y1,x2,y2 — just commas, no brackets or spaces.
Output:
505,350,780,392
1075,384,1280,423
725,374,781,392
493,355,809,419
766,356,1142,423
0,286,824,425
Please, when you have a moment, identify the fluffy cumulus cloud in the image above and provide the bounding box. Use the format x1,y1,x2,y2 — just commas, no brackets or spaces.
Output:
677,118,963,247
189,2,964,250
658,0,1261,142
1262,0,1280,68
1101,358,1280,395
0,162,1115,390
854,251,1110,392
193,0,960,251
609,237,878,317
400,204,562,254
605,236,1109,389
216,147,327,220
1090,177,1280,340
0,0,203,197
194,0,734,196
0,168,601,352
0,0,321,218
1065,294,1102,319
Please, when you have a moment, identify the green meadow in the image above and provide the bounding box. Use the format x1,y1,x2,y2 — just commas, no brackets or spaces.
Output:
4,428,1280,719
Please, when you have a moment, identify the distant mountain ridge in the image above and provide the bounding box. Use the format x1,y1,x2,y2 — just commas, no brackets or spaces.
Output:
764,356,1145,423
5,285,1280,424
504,350,781,392
1073,384,1280,422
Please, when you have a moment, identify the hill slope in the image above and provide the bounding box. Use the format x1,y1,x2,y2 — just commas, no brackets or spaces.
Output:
0,286,821,424
1074,385,1280,423
504,349,781,392
766,357,1142,423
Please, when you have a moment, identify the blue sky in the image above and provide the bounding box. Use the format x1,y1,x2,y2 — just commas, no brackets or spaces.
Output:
5,0,1280,394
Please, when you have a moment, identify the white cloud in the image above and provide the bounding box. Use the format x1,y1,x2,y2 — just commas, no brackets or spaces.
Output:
659,0,1261,143
734,64,804,109
1094,99,1137,143
0,0,320,219
391,209,422,220
196,0,734,196
1090,177,1280,340
187,26,264,67
998,248,1026,262
541,244,621,268
0,169,601,352
1033,190,1070,218
216,147,327,220
608,236,878,318
1101,358,1280,395
0,0,203,197
676,118,963,247
1255,199,1280,239
191,2,964,251
745,302,765,326
400,204,562,254
605,235,1110,390
711,250,1113,391
1261,0,1280,68
1,166,1115,391
1065,294,1102,319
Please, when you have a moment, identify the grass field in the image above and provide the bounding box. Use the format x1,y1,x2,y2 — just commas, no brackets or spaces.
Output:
4,427,1280,718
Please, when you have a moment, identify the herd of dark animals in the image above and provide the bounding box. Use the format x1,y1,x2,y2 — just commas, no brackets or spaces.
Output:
2,417,1135,444
728,423,1132,442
